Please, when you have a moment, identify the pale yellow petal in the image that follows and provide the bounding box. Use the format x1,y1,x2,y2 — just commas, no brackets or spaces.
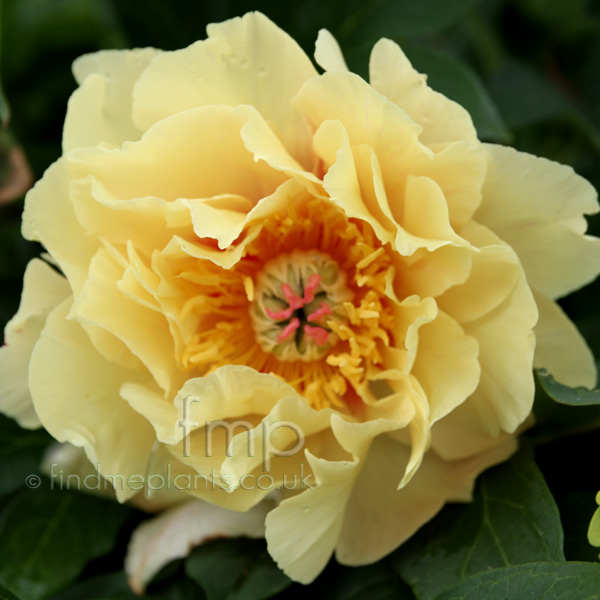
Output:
64,48,160,152
314,29,348,73
169,366,303,445
22,159,99,295
295,72,485,230
464,270,538,434
477,144,600,299
69,105,286,206
126,499,271,594
394,245,473,299
132,12,316,168
265,416,400,583
69,248,178,393
533,289,597,388
0,259,70,428
266,451,358,583
369,38,477,146
29,299,156,502
412,310,480,424
430,395,520,461
438,222,521,323
314,119,395,247
335,434,516,565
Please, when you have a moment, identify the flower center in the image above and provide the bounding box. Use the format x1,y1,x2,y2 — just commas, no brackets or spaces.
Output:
250,251,353,361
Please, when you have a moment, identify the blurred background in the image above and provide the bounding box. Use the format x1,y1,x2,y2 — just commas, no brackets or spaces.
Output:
1,0,599,358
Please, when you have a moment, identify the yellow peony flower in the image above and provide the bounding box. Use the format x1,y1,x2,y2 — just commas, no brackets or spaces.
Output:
1,11,600,584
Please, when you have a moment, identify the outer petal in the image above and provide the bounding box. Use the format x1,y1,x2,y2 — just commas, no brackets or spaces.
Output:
0,259,70,428
29,298,156,502
464,269,538,435
64,48,160,152
533,289,597,388
132,12,316,168
295,71,486,230
69,105,286,206
314,29,348,73
477,144,600,299
369,38,478,146
265,416,404,583
335,433,516,565
69,247,179,394
22,159,99,295
412,310,480,425
126,499,271,594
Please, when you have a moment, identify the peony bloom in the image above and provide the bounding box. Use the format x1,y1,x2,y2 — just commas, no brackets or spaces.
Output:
1,12,599,584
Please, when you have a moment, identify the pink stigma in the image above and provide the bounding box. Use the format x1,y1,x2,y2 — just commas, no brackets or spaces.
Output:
307,301,332,323
304,325,329,347
277,318,301,343
265,305,295,321
302,274,322,304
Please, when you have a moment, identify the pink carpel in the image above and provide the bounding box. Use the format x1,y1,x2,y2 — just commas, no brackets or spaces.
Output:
265,305,295,321
302,273,322,304
307,301,332,323
303,325,329,347
280,283,305,310
277,317,301,343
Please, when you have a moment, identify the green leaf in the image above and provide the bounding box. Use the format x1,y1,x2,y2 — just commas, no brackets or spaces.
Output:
0,489,132,600
434,562,600,600
403,44,511,142
392,447,564,600
46,572,136,600
0,415,51,497
185,538,291,600
536,369,600,406
0,583,21,600
318,561,416,600
338,0,485,40
489,61,570,129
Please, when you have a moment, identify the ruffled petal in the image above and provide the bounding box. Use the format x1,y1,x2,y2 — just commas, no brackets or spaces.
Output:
0,259,70,428
335,433,516,565
412,310,480,424
132,12,316,168
69,247,181,394
22,159,99,295
533,289,597,388
29,298,156,502
464,269,538,435
477,144,600,299
369,38,477,146
265,416,400,583
314,29,348,73
64,48,160,152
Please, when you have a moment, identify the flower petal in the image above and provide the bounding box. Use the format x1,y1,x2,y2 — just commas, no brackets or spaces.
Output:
335,433,516,565
438,222,521,323
369,38,477,146
132,12,316,168
464,269,538,434
0,259,70,428
412,310,480,425
477,144,600,299
314,29,348,73
64,48,160,152
69,247,179,393
22,159,99,295
533,289,597,388
29,298,156,502
126,499,271,594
